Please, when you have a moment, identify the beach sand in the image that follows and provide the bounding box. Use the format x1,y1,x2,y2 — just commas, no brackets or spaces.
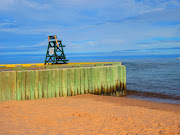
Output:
0,94,179,135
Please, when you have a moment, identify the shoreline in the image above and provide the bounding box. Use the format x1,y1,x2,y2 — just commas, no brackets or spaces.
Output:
126,89,180,105
0,94,180,134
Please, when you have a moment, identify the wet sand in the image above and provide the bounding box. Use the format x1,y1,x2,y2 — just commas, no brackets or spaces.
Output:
0,94,180,135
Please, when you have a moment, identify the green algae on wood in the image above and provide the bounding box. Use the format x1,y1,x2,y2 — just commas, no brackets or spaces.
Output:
38,70,43,99
47,70,52,98
9,71,16,101
34,70,39,99
1,72,10,102
62,69,67,97
21,71,26,100
122,65,127,95
80,68,85,94
87,68,92,94
84,68,88,94
30,70,35,100
51,70,56,98
43,70,48,98
16,71,22,100
55,69,60,97
59,69,63,97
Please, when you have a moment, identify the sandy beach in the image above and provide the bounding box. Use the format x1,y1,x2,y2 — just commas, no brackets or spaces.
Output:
0,94,179,135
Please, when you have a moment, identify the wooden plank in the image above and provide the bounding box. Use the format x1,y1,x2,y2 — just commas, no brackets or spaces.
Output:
114,66,118,92
84,68,88,94
87,68,92,94
74,68,78,96
112,66,117,93
80,68,85,94
51,69,55,97
94,67,98,94
1,72,10,102
76,68,81,95
103,67,107,95
90,67,95,94
123,65,127,95
47,69,52,98
34,70,39,99
55,69,60,97
120,66,124,93
43,70,48,98
62,69,67,97
59,69,63,97
100,67,104,95
9,71,16,101
70,69,74,96
21,71,26,100
30,70,35,100
16,71,22,101
97,67,101,95
106,66,110,94
38,70,43,99
67,69,71,96
117,66,121,91
25,71,31,100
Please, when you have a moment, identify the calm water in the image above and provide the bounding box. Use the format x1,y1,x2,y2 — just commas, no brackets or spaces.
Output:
122,58,180,104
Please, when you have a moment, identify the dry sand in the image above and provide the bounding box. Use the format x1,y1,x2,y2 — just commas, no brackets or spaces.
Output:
0,94,180,135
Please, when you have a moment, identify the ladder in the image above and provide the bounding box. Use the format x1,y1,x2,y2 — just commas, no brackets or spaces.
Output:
44,35,69,65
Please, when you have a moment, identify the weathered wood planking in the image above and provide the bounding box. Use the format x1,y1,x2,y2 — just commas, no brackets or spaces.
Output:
0,65,127,102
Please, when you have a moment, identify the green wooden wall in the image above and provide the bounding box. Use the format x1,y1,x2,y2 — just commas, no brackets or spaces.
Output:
0,65,126,102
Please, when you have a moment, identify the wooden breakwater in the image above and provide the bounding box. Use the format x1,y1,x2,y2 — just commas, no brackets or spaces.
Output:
0,63,126,102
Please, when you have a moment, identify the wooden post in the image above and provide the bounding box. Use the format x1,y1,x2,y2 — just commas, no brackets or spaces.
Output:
120,66,124,93
43,70,48,98
67,68,74,96
91,67,95,94
38,70,43,99
74,68,78,96
47,69,52,98
97,67,102,95
87,67,92,94
51,70,55,97
123,65,127,95
21,71,26,100
30,70,35,100
55,69,60,97
9,71,16,101
76,68,81,95
106,66,111,94
103,66,107,95
84,68,88,94
1,72,10,102
34,70,39,99
25,71,30,100
94,67,98,94
80,68,85,94
62,69,67,97
16,71,22,101
59,69,63,97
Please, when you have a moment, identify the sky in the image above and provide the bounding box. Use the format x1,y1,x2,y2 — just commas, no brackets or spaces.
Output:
0,0,180,63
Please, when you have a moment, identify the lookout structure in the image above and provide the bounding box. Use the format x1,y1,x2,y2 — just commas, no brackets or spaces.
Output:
44,35,68,65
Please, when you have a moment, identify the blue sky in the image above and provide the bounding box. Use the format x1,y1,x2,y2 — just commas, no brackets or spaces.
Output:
0,0,180,63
